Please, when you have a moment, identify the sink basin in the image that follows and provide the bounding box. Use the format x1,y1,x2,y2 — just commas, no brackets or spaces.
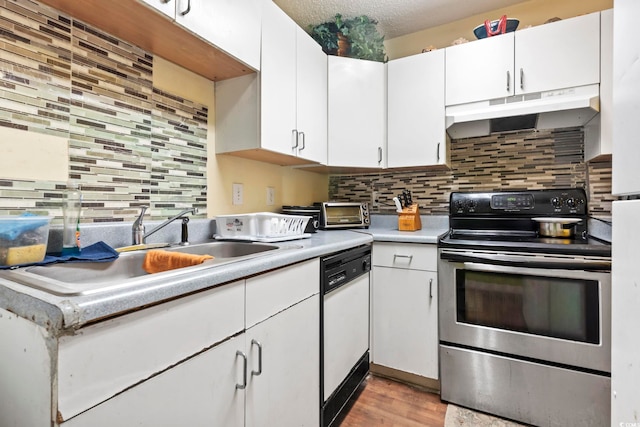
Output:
0,242,281,296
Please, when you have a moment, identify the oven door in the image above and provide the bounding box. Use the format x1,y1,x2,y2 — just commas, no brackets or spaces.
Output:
439,248,611,373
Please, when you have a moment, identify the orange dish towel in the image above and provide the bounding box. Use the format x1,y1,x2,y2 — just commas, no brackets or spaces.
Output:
143,249,214,274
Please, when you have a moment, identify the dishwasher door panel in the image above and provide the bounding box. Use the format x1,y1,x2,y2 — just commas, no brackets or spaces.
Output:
323,273,370,399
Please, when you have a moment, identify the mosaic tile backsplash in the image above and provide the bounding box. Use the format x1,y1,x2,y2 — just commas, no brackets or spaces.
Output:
330,127,614,217
0,0,207,222
0,0,614,225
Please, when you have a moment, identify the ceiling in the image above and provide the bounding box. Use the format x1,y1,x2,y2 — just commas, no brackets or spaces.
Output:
273,0,527,39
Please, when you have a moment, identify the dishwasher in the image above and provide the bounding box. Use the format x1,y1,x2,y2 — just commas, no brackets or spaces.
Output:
320,244,371,427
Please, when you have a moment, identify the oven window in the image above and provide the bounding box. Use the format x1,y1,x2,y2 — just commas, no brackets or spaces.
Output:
456,270,600,344
325,206,361,224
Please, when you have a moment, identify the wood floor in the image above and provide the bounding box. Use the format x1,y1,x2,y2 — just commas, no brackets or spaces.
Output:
337,375,448,427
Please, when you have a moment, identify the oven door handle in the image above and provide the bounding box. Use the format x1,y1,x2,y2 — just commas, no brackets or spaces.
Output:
440,250,611,271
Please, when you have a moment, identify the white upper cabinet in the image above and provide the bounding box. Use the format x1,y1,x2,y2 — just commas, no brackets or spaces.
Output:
215,0,327,165
613,0,640,196
446,12,601,106
261,3,328,164
388,49,448,168
445,34,515,106
260,0,297,157
328,56,386,168
295,27,328,164
514,12,600,95
142,0,262,70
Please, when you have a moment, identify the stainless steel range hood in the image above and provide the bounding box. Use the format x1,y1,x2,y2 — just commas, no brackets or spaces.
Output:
445,84,600,139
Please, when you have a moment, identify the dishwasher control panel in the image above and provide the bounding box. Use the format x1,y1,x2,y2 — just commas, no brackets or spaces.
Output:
321,245,371,294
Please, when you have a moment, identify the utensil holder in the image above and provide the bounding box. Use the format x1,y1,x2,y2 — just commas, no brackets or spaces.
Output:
398,204,422,231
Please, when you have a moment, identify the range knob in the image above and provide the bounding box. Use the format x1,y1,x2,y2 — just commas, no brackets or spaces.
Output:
466,199,478,210
551,197,563,208
454,200,465,211
566,198,576,208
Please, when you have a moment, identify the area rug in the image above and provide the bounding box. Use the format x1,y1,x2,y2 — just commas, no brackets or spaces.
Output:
444,404,528,427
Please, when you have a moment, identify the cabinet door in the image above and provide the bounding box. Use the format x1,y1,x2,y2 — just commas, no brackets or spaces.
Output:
613,0,640,196
328,56,386,168
140,0,175,18
260,0,298,157
62,335,245,427
175,0,261,70
515,12,600,95
296,27,328,164
246,295,320,427
372,266,438,380
388,50,446,168
445,34,515,105
57,280,245,420
585,9,613,162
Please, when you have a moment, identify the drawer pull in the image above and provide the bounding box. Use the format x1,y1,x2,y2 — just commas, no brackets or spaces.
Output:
393,254,413,264
236,350,247,389
180,0,191,15
251,339,263,376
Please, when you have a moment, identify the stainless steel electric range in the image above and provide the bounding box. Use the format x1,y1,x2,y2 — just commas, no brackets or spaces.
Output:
438,188,611,427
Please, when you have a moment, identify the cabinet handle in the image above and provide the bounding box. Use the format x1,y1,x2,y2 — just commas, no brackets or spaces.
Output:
180,0,191,16
378,147,382,164
160,0,171,3
393,254,413,264
251,339,263,376
235,350,247,389
506,70,511,93
298,132,306,151
436,142,441,163
291,129,299,149
429,278,433,299
520,68,524,91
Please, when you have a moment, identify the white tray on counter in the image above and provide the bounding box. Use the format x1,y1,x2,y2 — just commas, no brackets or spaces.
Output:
214,212,311,241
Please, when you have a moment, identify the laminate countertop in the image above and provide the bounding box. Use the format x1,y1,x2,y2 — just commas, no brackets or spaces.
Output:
0,215,448,332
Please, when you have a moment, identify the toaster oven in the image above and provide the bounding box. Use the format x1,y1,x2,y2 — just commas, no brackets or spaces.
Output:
320,202,370,229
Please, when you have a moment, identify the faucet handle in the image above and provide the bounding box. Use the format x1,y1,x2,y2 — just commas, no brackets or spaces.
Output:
137,205,148,219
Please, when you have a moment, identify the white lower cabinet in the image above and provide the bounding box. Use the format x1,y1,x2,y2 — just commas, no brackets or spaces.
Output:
246,295,319,427
245,258,320,427
56,260,320,427
63,294,319,427
62,335,246,427
371,242,439,380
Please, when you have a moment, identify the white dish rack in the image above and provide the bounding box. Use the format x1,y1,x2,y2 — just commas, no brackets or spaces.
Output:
214,212,312,242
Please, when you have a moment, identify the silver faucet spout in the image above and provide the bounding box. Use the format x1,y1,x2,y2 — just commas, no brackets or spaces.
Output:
132,207,197,245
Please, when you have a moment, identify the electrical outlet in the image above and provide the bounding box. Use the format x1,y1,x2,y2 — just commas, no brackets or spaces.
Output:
371,190,379,209
266,187,275,206
232,183,243,205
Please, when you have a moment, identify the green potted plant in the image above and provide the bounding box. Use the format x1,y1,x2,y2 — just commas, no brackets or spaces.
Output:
309,14,386,62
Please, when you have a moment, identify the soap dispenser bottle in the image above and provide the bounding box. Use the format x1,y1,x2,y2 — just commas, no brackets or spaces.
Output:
62,182,82,255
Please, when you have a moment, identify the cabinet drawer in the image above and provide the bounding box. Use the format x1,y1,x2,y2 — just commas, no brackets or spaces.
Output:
372,242,437,271
57,280,244,421
246,258,319,329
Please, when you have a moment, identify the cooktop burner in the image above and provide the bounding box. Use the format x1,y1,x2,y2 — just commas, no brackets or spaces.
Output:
440,189,611,258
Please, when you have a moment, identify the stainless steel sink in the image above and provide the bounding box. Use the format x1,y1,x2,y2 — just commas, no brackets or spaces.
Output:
0,242,281,296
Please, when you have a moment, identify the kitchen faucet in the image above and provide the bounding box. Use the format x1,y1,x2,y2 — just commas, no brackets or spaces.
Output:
132,206,198,245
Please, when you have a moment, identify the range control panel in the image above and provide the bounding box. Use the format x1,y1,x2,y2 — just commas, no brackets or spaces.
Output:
450,188,587,216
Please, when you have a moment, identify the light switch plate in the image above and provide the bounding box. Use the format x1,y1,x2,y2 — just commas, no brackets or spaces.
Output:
266,187,275,206
232,183,243,205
